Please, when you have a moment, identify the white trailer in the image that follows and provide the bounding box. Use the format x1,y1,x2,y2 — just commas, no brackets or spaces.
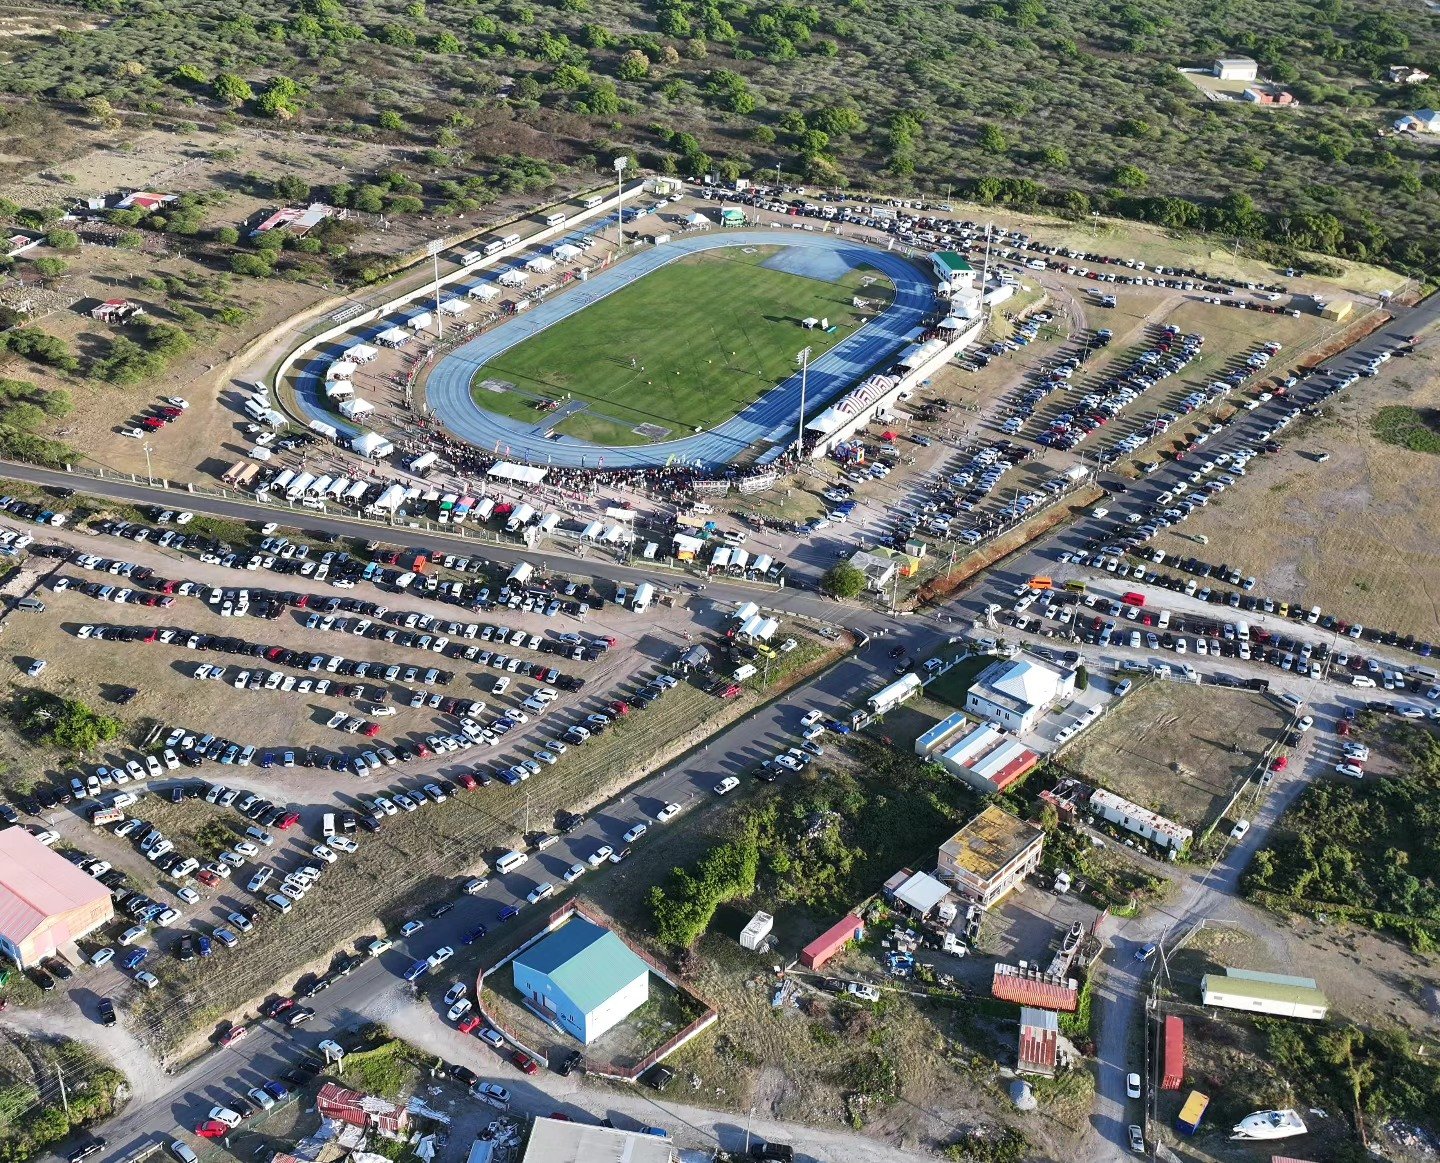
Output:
867,673,923,715
632,582,656,613
507,561,534,585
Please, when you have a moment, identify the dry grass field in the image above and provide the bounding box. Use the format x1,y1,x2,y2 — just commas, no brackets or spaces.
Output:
1151,352,1440,639
1062,682,1286,829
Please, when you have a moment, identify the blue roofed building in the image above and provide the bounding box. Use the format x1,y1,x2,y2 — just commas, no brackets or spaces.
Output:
512,918,650,1044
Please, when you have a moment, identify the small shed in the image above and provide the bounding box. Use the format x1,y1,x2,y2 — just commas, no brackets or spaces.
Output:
739,911,773,951
891,870,951,918
678,644,711,672
1017,1007,1059,1077
720,208,746,227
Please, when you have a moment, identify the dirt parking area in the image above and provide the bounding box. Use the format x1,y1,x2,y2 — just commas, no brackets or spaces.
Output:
1061,681,1285,829
1151,352,1440,639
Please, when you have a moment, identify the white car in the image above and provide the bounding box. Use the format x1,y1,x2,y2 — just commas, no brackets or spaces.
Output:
331,836,358,853
1126,1072,1141,1100
474,1081,510,1110
312,845,337,864
714,776,740,796
1335,762,1365,778
426,946,454,970
1229,819,1250,841
623,823,648,843
444,983,467,1007
563,863,586,883
587,846,614,867
209,1107,244,1130
448,997,473,1022
800,710,824,727
527,882,555,904
655,802,682,823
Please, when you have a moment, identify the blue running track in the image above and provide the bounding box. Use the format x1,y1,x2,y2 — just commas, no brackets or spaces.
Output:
295,230,934,470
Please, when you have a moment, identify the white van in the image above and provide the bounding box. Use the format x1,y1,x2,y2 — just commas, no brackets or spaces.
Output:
1235,621,1251,643
1277,692,1304,712
544,212,567,227
582,195,603,209
495,850,528,875
322,813,336,838
1407,664,1440,684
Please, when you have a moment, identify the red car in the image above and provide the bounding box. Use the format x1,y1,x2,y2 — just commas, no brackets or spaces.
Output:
195,1121,230,1139
220,1025,248,1047
277,811,300,830
196,869,220,887
458,1015,481,1035
140,416,165,430
361,722,380,738
1337,719,1352,736
455,772,477,791
510,1050,539,1075
158,406,183,420
1269,755,1288,772
414,743,432,759
267,997,296,1019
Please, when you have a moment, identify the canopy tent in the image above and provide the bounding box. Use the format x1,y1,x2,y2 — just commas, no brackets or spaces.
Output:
438,298,471,317
324,379,354,399
338,397,375,419
468,284,501,302
552,243,582,261
937,316,967,331
579,520,604,540
406,311,433,331
497,269,529,288
487,461,547,485
375,326,409,348
686,211,712,226
327,359,357,380
720,207,746,225
524,255,555,273
369,483,406,512
894,871,950,915
351,431,394,459
309,419,339,440
345,343,379,363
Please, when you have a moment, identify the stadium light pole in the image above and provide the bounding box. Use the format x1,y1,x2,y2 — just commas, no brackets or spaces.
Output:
613,156,628,250
427,239,444,341
795,346,812,460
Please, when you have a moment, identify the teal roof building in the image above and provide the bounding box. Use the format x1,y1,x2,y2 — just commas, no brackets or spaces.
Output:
512,918,650,1044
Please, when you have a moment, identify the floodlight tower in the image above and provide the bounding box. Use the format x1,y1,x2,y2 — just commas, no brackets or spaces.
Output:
613,156,629,250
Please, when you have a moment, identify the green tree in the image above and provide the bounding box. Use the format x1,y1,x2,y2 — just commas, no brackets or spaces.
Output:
213,72,254,107
378,110,406,132
821,561,866,599
1113,163,1149,189
32,257,68,277
979,123,1009,154
617,49,651,81
44,228,80,250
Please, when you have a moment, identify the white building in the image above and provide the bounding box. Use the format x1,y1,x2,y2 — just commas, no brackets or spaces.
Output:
1088,788,1192,852
965,657,1075,734
1213,57,1258,81
848,549,898,593
1201,968,1328,1020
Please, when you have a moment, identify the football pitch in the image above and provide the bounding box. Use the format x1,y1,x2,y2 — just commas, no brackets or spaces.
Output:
469,248,891,440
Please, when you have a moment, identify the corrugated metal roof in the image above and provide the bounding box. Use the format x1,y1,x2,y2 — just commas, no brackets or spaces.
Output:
0,829,111,942
992,965,1079,1011
513,918,649,1017
522,1118,673,1163
941,807,1044,880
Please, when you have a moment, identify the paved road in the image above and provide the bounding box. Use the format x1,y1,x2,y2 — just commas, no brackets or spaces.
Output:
305,230,935,469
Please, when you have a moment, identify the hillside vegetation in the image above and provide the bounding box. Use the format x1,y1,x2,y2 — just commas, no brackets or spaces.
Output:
1,0,1438,274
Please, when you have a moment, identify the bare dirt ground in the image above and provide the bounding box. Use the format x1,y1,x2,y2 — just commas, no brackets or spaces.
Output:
1151,350,1440,639
1062,683,1286,830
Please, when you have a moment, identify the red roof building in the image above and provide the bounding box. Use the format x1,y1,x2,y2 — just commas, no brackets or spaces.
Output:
315,1082,408,1136
1162,1015,1185,1090
0,829,113,969
992,964,1079,1012
1017,1007,1059,1077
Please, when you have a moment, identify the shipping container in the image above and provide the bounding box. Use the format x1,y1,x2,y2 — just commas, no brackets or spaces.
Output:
1162,1015,1185,1090
800,914,864,969
1177,1091,1208,1135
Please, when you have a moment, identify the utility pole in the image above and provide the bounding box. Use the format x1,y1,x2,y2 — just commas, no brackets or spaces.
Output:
744,1105,756,1153
428,239,444,341
613,156,629,250
56,1062,70,1120
142,443,153,485
795,346,812,459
